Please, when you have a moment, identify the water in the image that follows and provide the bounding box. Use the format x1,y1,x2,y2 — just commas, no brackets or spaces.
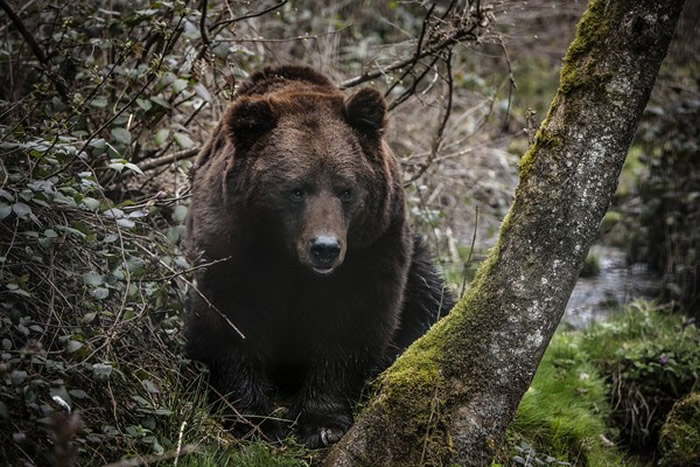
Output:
563,245,660,329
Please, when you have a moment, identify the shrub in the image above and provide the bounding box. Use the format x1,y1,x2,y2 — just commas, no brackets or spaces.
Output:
580,301,700,455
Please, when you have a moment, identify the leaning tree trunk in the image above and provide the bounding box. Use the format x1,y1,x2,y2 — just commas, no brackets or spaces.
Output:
324,1,685,465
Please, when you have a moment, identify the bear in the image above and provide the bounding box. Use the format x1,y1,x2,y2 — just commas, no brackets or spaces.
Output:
185,65,453,448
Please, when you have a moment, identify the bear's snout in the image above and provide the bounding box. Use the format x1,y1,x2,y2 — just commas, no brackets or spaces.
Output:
309,235,341,275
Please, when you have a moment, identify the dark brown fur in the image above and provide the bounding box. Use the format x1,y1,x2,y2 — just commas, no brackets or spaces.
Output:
185,66,452,447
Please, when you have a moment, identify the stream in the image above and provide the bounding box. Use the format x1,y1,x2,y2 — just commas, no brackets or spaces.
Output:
562,245,660,329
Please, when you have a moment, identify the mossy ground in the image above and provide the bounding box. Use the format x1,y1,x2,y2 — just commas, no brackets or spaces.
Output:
658,392,700,466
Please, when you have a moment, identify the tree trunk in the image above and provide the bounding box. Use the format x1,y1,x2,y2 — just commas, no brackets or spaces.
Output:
324,1,685,465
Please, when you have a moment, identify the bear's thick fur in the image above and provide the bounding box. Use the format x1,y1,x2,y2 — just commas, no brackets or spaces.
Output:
185,66,453,447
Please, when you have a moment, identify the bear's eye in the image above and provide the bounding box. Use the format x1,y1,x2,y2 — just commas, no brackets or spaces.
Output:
291,188,304,200
340,189,352,202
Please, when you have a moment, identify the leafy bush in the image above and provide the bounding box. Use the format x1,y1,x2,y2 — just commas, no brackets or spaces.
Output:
633,97,700,317
0,123,211,464
580,301,700,456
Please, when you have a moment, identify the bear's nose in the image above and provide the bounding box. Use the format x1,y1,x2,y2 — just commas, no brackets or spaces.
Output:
310,235,341,265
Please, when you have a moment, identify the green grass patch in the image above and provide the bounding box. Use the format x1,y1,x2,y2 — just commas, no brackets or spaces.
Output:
174,441,314,467
502,333,627,466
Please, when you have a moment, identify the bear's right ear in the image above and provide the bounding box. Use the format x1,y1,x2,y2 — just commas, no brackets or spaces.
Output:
344,88,387,134
224,98,277,146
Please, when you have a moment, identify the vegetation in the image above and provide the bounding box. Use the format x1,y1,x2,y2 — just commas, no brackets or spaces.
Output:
497,300,699,466
0,0,696,465
580,301,700,458
504,333,624,466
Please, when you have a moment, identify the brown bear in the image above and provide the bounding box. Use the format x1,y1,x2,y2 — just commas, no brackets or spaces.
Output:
185,66,453,447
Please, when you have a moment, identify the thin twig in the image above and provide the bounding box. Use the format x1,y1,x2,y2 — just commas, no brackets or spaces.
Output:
404,50,454,184
133,242,246,340
209,0,288,34
340,8,485,89
139,147,200,171
173,421,187,467
212,25,351,44
499,36,517,131
0,0,69,101
384,3,436,98
199,0,211,47
146,255,230,282
460,206,480,299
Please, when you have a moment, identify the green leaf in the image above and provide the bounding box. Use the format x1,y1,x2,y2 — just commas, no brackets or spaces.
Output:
81,197,101,211
141,379,160,393
66,340,83,353
124,163,143,175
150,96,169,108
153,129,170,146
111,127,132,145
82,312,97,324
117,218,135,229
172,205,188,223
0,189,14,201
69,389,88,399
92,363,113,380
194,83,211,102
173,133,194,149
90,96,108,108
89,139,106,151
103,208,124,219
84,273,103,286
92,287,109,300
12,202,32,218
0,203,11,220
172,78,188,93
136,98,152,111
108,161,125,172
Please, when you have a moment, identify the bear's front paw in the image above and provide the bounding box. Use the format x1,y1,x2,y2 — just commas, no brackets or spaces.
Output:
291,405,352,448
304,426,346,448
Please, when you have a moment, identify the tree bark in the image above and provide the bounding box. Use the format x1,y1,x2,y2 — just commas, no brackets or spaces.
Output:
324,1,685,465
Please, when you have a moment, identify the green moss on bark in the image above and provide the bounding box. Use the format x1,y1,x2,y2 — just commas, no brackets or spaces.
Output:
518,126,564,177
560,0,611,95
659,392,700,466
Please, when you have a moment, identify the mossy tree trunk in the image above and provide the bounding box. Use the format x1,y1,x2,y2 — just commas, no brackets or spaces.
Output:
324,1,685,465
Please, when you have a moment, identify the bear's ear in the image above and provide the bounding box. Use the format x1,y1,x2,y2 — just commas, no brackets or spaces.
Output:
225,98,277,146
344,88,386,133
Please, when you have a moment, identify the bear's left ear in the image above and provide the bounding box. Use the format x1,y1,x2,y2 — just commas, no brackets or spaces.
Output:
344,88,386,133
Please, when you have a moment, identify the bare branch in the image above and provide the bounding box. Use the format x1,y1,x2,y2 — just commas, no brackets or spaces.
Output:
0,0,69,101
209,0,288,35
139,147,201,171
341,3,488,89
199,0,211,48
403,51,454,185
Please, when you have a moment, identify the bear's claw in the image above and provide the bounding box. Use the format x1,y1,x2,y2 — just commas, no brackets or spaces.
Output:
305,426,345,448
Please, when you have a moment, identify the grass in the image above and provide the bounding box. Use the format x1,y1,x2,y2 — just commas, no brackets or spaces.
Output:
503,333,628,466
174,441,314,467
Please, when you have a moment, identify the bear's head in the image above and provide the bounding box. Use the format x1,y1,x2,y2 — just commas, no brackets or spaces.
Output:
222,85,400,276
